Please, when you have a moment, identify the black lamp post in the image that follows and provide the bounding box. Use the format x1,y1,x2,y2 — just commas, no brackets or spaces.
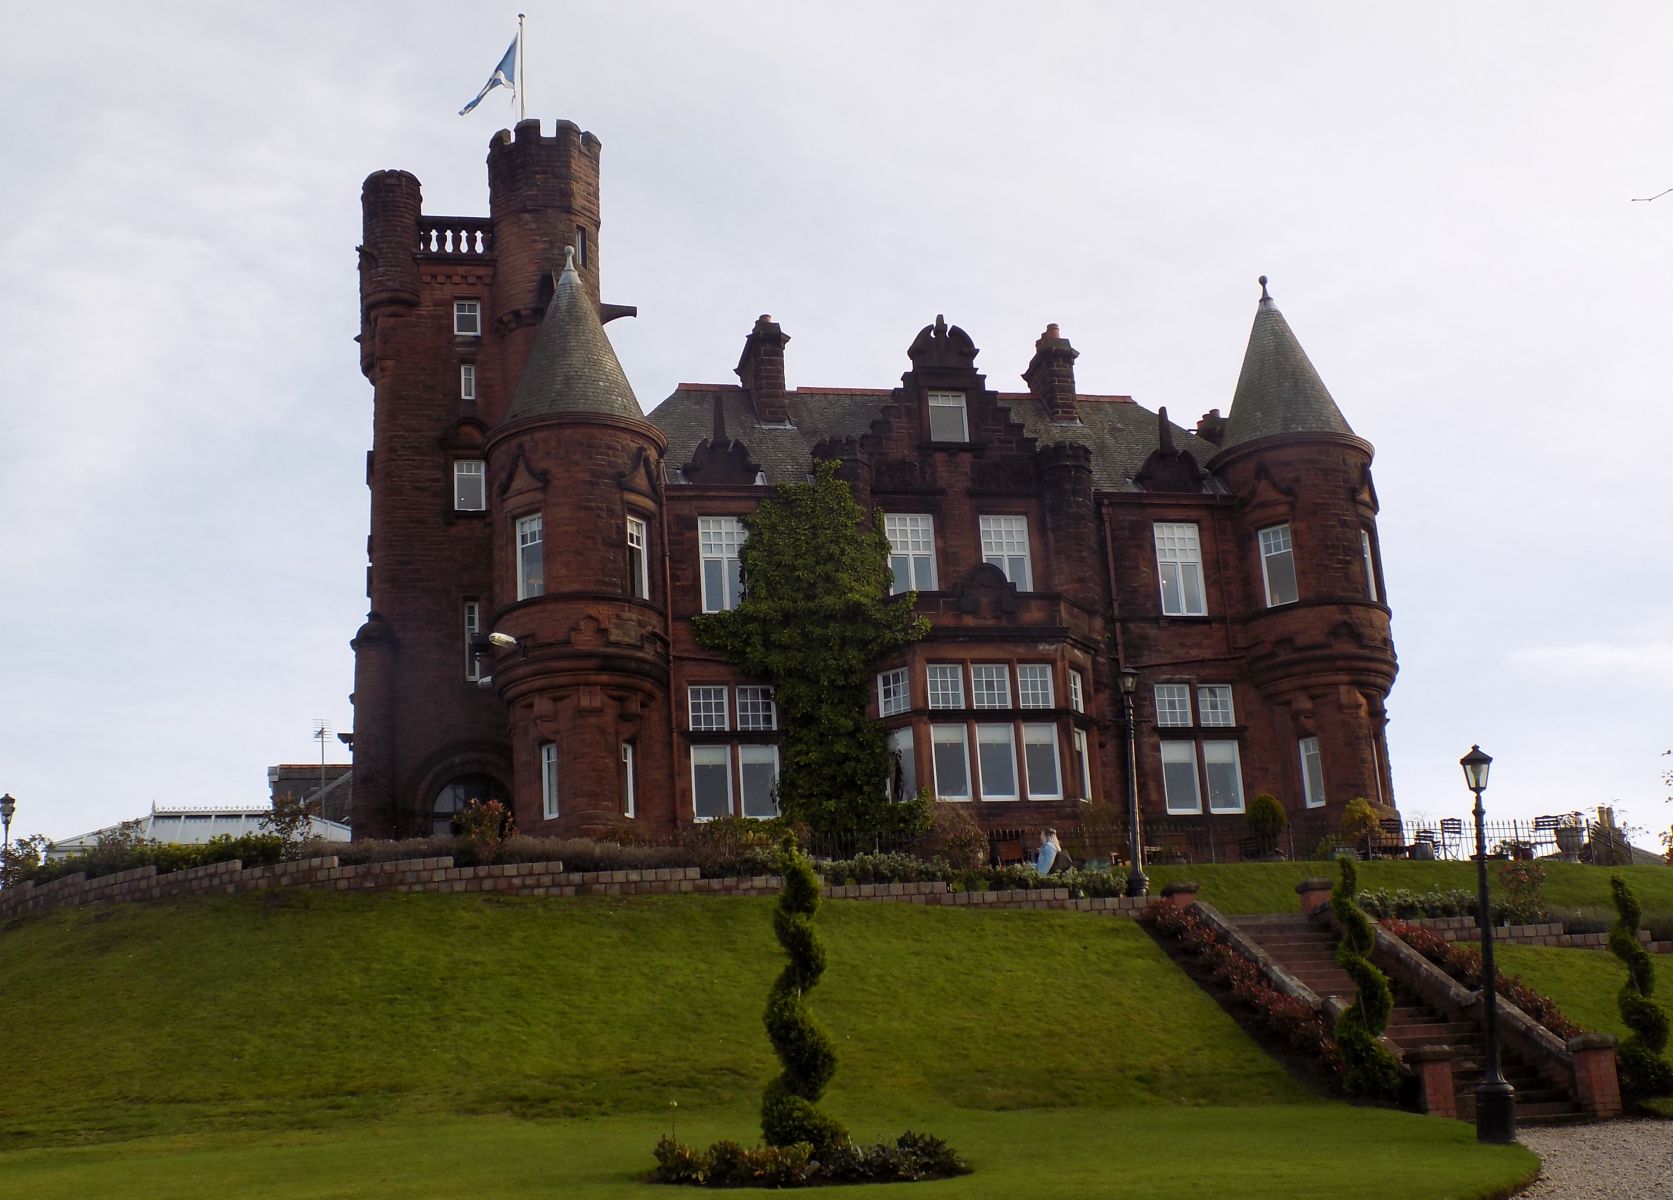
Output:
1462,745,1516,1144
1119,667,1147,898
0,793,15,890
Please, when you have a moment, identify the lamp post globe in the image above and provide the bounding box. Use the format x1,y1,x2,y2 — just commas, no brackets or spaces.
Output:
0,792,14,848
1118,667,1146,898
1461,746,1516,1144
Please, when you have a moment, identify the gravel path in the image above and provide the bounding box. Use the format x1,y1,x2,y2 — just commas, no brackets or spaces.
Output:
1519,1119,1673,1198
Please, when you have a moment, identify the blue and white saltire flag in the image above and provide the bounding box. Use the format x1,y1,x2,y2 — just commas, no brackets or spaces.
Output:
459,37,518,115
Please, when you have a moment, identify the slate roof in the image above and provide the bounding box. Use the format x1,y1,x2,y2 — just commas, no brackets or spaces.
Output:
1220,281,1354,449
644,386,1218,493
502,248,641,425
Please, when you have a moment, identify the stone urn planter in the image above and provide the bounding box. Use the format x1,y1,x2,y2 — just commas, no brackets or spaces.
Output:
1555,824,1585,862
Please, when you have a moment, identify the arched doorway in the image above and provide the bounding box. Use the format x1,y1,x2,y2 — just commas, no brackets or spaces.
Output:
430,773,511,836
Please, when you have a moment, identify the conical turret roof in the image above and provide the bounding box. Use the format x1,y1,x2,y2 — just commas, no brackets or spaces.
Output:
1220,277,1353,449
503,247,641,424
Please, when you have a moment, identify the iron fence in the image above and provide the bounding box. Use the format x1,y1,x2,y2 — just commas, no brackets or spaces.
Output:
783,814,1638,871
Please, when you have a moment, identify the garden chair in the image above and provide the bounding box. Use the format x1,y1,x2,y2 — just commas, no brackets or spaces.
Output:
1438,817,1464,860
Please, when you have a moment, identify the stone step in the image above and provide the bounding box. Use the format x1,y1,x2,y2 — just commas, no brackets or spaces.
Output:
1385,1023,1480,1042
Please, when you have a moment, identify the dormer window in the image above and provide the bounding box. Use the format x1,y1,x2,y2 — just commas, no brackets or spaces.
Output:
453,299,481,337
927,391,968,442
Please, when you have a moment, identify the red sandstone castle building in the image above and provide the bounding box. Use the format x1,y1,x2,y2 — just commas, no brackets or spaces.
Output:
349,118,1398,846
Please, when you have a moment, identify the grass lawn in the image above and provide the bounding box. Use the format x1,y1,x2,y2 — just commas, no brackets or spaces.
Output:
0,891,1538,1197
0,1108,1536,1200
1494,944,1673,1045
1146,860,1673,920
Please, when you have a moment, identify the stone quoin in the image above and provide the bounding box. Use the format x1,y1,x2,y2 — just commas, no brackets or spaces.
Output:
349,118,1399,844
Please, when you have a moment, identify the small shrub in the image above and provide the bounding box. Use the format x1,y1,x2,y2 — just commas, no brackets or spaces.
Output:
652,1132,967,1187
455,798,516,862
1496,860,1548,925
1246,792,1287,857
1340,797,1378,846
928,802,987,871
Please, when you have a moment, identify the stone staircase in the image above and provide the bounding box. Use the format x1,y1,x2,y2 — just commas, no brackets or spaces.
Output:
1232,912,1584,1123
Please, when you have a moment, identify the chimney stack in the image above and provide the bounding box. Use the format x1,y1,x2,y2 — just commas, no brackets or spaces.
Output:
1022,323,1079,423
736,314,790,424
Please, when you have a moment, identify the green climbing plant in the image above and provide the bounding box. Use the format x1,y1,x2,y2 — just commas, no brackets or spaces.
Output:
1331,857,1401,1098
1608,876,1673,1097
761,838,848,1152
693,459,930,840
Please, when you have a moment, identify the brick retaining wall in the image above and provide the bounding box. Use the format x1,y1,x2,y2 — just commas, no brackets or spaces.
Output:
0,859,1153,926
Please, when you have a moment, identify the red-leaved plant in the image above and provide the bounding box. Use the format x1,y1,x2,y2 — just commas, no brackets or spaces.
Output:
1380,918,1583,1040
1145,902,1343,1079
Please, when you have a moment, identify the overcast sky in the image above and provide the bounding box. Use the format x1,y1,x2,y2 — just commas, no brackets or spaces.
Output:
2,2,1669,846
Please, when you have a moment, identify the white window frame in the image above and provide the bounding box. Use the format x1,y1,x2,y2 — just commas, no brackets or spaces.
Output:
971,664,1011,709
698,516,745,613
688,685,730,732
979,515,1033,590
1258,523,1298,607
691,745,733,820
454,299,481,337
1154,683,1193,728
516,514,543,600
739,745,781,819
736,686,777,731
1361,529,1380,602
1068,670,1085,714
877,667,910,717
927,664,964,710
1153,522,1207,616
622,741,637,818
1022,723,1062,800
1072,727,1092,800
453,459,486,512
1017,664,1053,709
927,390,968,442
931,724,971,800
540,742,559,819
626,515,649,600
464,600,481,681
883,513,938,594
1197,685,1235,728
1203,740,1245,814
1160,741,1203,814
460,362,477,403
1300,736,1326,809
975,723,1018,801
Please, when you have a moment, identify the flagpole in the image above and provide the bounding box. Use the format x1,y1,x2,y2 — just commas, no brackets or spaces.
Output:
517,13,526,121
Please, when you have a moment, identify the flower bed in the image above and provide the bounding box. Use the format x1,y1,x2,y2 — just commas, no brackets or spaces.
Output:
1144,901,1342,1079
1379,917,1583,1040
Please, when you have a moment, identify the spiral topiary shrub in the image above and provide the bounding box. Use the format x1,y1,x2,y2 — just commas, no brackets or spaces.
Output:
1608,876,1673,1097
651,836,969,1186
761,838,848,1152
1331,857,1401,1098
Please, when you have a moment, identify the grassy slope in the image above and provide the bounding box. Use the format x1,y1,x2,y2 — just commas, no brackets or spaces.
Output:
0,891,1306,1146
1495,944,1673,1045
1146,860,1673,917
0,892,1536,1199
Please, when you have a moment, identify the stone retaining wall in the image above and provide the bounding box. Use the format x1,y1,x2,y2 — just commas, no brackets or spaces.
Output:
1404,914,1668,953
0,858,1150,925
